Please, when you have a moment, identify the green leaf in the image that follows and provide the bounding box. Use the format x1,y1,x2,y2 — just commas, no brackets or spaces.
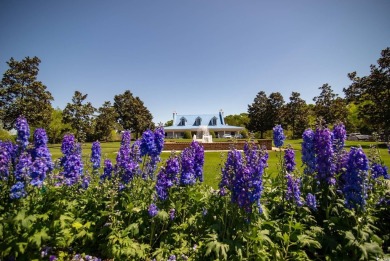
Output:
72,222,83,229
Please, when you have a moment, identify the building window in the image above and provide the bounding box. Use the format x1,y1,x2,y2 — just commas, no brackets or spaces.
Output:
178,117,186,126
194,117,202,126
209,117,217,126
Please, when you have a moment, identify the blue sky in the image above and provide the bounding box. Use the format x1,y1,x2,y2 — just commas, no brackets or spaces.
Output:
1,0,389,125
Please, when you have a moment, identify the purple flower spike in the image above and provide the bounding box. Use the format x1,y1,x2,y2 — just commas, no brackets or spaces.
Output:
314,127,336,186
302,129,316,175
148,203,158,217
10,181,27,199
90,141,101,169
15,116,30,152
285,173,303,207
273,125,285,148
101,159,114,181
284,147,296,173
306,193,317,210
332,122,346,152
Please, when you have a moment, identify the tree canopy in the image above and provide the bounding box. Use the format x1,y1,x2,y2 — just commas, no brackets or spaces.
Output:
0,56,53,130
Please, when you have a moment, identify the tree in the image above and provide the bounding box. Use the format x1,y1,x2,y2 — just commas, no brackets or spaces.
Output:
47,108,72,143
224,113,249,127
114,90,153,138
63,91,96,142
313,83,345,124
0,56,53,130
284,92,309,139
247,91,272,139
94,101,119,141
164,120,173,127
344,47,390,140
268,92,285,125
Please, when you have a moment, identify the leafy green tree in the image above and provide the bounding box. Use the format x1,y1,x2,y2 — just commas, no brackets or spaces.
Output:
284,92,309,139
47,108,72,143
94,101,120,141
268,92,285,125
0,56,53,130
344,47,390,140
63,91,96,142
247,91,272,139
164,120,173,127
224,113,249,127
114,90,153,138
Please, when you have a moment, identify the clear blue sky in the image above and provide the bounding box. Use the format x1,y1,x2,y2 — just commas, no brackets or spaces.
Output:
1,0,389,125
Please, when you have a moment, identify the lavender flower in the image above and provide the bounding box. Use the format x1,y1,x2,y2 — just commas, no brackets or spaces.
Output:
90,141,101,169
100,159,114,181
10,181,27,199
371,163,389,179
169,208,175,220
314,127,336,186
0,141,14,180
81,175,90,189
15,152,32,181
155,155,180,200
148,203,159,217
301,129,316,175
15,116,30,152
284,147,296,173
342,147,369,210
191,141,204,182
273,125,285,148
180,147,196,185
306,193,317,210
285,173,303,206
332,123,346,152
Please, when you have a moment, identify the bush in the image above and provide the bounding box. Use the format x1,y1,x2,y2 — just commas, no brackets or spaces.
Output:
183,131,192,139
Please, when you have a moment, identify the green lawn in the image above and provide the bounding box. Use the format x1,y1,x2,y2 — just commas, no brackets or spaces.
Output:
48,140,390,189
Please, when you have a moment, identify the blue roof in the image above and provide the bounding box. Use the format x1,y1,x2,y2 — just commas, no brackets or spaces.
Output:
164,113,243,131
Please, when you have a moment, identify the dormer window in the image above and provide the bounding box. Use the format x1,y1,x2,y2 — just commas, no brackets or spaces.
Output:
194,117,202,126
209,116,217,126
178,117,186,126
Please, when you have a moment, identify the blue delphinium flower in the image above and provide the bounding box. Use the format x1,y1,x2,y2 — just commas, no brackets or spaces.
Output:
191,141,204,182
306,193,317,211
301,129,316,175
332,122,346,153
314,126,336,186
180,147,196,186
30,158,48,187
168,255,176,261
284,147,296,173
15,152,32,181
32,128,53,175
371,163,389,179
15,116,30,152
285,173,303,206
273,125,285,148
10,181,27,199
140,129,156,157
169,208,175,220
0,141,14,180
342,147,369,210
155,155,180,200
81,175,90,189
148,203,159,217
90,141,101,170
116,131,139,183
60,134,83,186
220,144,268,214
154,126,165,157
101,159,114,181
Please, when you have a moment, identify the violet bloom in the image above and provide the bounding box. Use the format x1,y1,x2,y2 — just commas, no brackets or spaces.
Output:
301,129,316,175
332,123,346,153
15,152,32,181
306,193,317,211
10,181,27,199
100,159,114,181
371,163,389,179
0,141,14,180
140,129,156,157
90,141,101,170
284,147,296,173
219,149,242,196
180,147,196,186
191,141,204,182
154,126,165,156
342,147,369,210
155,155,180,200
60,134,83,186
148,203,158,217
285,173,303,207
32,128,53,174
273,125,285,148
169,208,175,220
314,127,336,186
116,131,139,183
30,158,48,187
15,116,30,152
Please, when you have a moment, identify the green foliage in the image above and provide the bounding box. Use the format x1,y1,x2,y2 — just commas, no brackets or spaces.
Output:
0,56,53,130
183,131,192,139
0,129,14,142
94,101,120,142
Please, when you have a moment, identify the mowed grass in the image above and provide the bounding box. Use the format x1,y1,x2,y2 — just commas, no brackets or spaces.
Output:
47,140,390,189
